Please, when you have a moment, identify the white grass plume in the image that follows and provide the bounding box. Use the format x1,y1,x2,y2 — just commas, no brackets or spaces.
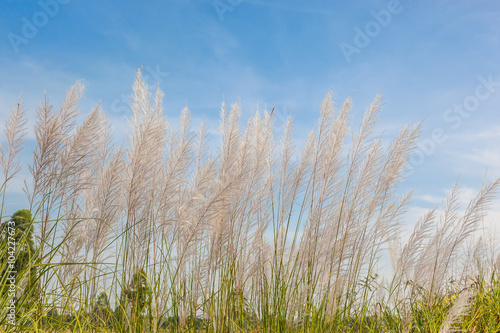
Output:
439,288,474,333
1,96,28,222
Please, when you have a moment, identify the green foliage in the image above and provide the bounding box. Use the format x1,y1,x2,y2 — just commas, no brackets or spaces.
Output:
2,209,36,273
115,268,152,331
91,291,112,327
0,209,38,308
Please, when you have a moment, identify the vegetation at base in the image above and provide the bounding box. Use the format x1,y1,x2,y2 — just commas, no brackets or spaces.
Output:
1,70,500,332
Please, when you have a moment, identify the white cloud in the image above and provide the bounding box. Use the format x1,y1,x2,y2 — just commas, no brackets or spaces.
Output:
417,194,443,205
462,149,500,169
473,126,500,139
416,185,479,206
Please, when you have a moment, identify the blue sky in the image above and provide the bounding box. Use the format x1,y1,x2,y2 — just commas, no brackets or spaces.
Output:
1,0,500,233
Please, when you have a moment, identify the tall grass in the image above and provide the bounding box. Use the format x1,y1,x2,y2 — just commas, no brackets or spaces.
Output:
1,69,500,332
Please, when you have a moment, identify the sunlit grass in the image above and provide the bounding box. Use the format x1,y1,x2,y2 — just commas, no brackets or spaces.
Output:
1,69,500,332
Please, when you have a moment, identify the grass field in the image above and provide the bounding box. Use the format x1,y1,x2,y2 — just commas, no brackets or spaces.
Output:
1,69,500,332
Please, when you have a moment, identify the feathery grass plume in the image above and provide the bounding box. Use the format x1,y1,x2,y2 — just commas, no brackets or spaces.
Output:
19,83,87,323
123,69,167,266
164,107,198,324
457,236,487,288
392,208,436,295
120,69,168,329
410,179,500,299
272,125,316,324
60,104,109,201
233,109,274,287
314,95,372,312
56,104,111,303
78,118,122,301
206,100,242,265
86,147,124,261
0,96,28,224
439,289,474,333
150,117,214,325
29,82,84,254
296,91,341,290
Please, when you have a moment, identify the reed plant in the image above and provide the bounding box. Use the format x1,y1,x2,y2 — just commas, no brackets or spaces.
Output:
1,69,500,332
